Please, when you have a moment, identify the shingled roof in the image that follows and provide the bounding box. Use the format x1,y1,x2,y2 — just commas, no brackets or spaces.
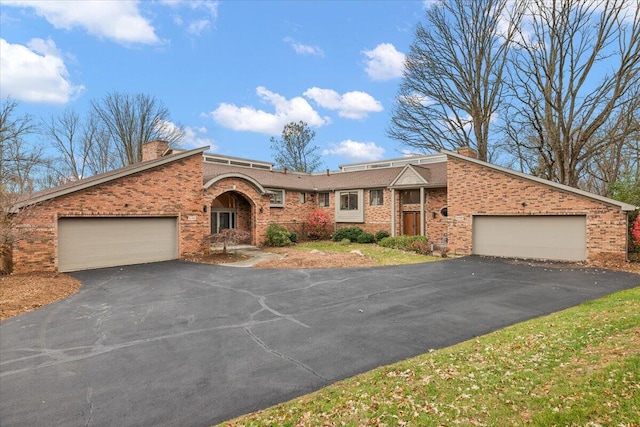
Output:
202,159,447,192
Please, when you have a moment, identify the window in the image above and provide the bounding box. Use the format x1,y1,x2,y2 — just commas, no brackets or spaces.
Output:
211,210,236,233
340,191,359,210
318,192,330,207
335,190,364,222
370,189,384,206
300,192,306,204
268,189,285,207
402,189,421,204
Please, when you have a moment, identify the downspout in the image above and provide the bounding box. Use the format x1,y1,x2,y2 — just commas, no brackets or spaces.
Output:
626,212,630,262
420,187,425,236
391,188,396,237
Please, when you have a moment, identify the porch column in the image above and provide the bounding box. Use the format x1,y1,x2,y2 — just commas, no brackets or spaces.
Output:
391,188,396,237
420,187,425,236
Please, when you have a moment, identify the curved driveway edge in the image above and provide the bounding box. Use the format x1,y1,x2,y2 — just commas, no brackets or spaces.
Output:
1,257,638,426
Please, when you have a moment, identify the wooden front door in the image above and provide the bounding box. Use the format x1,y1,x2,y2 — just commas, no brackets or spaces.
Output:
403,212,419,236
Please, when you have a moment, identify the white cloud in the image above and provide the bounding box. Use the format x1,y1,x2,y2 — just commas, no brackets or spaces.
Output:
187,19,211,36
397,92,434,107
283,37,324,57
181,126,218,150
3,0,160,45
0,38,84,104
322,140,386,161
304,87,383,120
422,0,441,9
362,43,405,81
209,86,330,135
165,0,219,37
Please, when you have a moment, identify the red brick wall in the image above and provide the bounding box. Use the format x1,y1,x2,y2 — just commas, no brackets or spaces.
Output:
446,156,629,262
359,189,392,235
426,188,448,244
13,154,208,273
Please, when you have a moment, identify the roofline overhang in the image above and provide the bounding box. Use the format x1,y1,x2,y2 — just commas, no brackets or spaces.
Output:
14,146,209,211
203,173,269,195
389,183,447,190
442,150,638,212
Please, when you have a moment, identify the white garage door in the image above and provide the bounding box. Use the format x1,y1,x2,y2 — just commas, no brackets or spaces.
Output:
58,217,178,272
472,215,586,261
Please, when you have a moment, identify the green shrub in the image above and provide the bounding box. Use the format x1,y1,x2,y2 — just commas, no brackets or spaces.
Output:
340,238,351,245
356,232,375,244
407,239,432,255
332,226,364,242
289,231,298,243
265,224,292,247
375,230,390,242
378,235,428,251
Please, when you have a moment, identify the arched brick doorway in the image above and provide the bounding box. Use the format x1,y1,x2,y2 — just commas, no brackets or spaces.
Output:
209,191,253,244
203,174,271,247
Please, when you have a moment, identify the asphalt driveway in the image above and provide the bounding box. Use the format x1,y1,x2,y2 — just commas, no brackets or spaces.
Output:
1,257,638,426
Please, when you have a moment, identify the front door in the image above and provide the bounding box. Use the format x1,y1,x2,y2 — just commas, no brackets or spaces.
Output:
403,212,419,236
211,210,236,234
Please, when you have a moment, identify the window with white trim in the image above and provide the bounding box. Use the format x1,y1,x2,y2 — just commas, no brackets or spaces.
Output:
340,191,359,210
370,189,384,206
318,192,330,207
335,190,364,222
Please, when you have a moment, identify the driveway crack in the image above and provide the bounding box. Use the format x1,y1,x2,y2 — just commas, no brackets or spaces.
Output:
84,387,94,427
243,327,328,382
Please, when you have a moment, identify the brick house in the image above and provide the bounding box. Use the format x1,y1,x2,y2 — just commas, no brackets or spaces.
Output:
10,140,636,273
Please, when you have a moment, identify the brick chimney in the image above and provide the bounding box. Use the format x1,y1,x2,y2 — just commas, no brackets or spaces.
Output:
456,146,478,159
142,140,170,161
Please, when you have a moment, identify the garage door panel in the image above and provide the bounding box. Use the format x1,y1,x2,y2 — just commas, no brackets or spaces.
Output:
58,217,178,272
473,216,586,261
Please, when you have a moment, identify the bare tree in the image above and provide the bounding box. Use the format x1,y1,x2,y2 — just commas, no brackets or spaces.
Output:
505,0,640,187
91,92,183,166
41,109,91,183
583,92,640,196
388,0,524,161
41,109,117,184
0,98,44,273
84,112,119,175
204,229,251,254
270,121,322,172
1,98,42,195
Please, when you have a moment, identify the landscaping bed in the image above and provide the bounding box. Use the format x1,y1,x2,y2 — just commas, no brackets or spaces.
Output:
0,272,81,321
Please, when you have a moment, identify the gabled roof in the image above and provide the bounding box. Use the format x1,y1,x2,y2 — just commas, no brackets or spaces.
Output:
443,150,638,212
15,146,209,210
389,164,439,188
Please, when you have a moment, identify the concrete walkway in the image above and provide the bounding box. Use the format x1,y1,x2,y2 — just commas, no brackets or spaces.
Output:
218,246,282,267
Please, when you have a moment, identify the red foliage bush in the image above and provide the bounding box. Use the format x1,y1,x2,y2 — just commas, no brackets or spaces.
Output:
632,215,640,246
307,210,330,240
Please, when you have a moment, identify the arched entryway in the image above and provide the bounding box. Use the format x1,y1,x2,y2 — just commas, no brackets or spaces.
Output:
209,191,253,244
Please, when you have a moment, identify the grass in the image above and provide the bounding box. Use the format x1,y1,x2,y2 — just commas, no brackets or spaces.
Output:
219,287,640,426
294,241,443,265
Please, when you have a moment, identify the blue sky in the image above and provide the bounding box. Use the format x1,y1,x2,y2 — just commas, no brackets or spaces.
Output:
1,0,428,170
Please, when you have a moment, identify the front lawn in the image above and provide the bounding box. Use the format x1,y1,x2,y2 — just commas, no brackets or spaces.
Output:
220,287,640,426
292,241,443,266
